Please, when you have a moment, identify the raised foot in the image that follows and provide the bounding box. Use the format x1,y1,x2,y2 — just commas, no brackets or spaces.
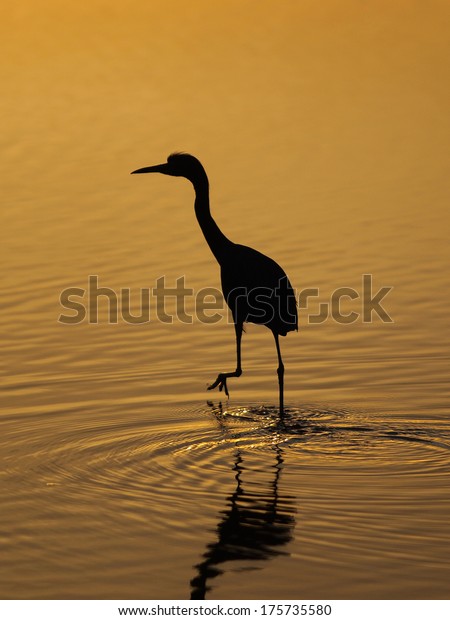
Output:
207,373,230,398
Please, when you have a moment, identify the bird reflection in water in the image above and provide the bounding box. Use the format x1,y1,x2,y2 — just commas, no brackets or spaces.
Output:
190,410,296,599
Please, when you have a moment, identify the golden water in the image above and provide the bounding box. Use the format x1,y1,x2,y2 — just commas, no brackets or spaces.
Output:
1,0,449,599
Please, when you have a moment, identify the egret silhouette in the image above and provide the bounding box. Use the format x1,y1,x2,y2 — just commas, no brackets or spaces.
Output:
132,153,297,415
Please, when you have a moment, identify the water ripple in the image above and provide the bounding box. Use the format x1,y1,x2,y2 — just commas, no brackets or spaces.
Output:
3,401,450,542
204,402,450,475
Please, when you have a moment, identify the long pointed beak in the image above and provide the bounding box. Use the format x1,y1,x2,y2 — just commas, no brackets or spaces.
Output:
131,163,168,175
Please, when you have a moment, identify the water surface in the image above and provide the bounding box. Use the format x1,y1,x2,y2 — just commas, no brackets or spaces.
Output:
1,0,450,599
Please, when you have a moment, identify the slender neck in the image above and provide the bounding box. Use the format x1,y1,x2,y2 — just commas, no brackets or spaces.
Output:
191,172,232,265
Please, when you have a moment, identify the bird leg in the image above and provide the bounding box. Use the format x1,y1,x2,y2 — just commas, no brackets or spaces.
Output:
207,323,242,398
273,332,285,417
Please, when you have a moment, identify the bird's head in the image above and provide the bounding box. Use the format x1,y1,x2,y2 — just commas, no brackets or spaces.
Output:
131,153,206,184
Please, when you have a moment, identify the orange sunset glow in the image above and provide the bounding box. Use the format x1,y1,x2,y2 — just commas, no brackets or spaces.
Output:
1,0,449,602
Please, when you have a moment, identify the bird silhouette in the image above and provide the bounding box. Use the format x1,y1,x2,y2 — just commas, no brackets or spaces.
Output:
132,153,297,415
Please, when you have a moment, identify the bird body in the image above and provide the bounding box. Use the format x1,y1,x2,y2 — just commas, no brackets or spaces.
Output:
132,153,297,415
220,243,297,336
